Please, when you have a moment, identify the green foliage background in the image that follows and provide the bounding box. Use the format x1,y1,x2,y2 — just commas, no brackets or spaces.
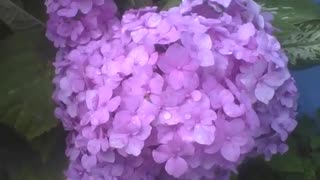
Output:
0,0,320,179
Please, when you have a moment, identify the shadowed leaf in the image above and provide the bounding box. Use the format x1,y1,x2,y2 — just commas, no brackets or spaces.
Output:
0,0,44,31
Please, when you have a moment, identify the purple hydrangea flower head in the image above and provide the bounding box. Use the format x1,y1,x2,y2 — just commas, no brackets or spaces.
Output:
47,0,298,179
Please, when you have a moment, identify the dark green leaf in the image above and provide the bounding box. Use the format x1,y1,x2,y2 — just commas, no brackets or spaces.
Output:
258,0,320,25
131,0,153,7
0,124,67,180
310,136,320,150
302,159,316,180
30,127,63,162
269,152,304,173
0,0,44,31
19,0,48,23
311,152,320,167
0,28,57,141
280,173,306,180
116,0,153,14
157,0,181,10
237,158,279,180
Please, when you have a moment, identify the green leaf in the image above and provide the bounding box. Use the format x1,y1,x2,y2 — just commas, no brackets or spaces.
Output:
116,0,153,14
311,152,320,167
269,152,304,173
0,28,57,141
0,0,44,31
0,124,67,180
280,173,306,180
131,0,153,7
310,136,320,150
157,0,181,10
257,0,320,65
237,158,278,180
281,20,320,65
302,159,316,180
258,0,320,25
30,127,63,162
19,0,48,23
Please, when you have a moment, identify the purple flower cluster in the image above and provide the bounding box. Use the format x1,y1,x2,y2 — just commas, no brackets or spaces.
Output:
47,0,298,179
45,0,118,47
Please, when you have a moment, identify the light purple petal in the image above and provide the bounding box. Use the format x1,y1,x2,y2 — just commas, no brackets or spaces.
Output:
219,89,235,104
183,72,199,91
146,14,162,27
109,134,128,148
86,90,98,110
194,124,216,145
91,108,110,125
221,142,240,162
113,111,134,130
97,150,115,163
125,138,144,156
200,110,217,124
231,135,248,146
131,28,148,43
224,118,246,135
159,110,182,125
255,82,275,104
128,45,149,66
82,126,96,139
165,157,188,178
135,124,152,140
165,43,189,68
81,155,97,170
193,33,212,49
263,69,290,87
87,139,101,154
76,0,93,14
111,163,124,176
168,70,184,90
178,126,194,142
198,49,215,67
57,7,77,17
237,23,256,42
107,96,121,112
149,74,164,94
152,146,171,163
100,138,109,152
223,103,245,118
98,86,113,107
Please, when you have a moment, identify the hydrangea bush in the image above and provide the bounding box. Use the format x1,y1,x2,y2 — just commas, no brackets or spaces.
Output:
46,0,298,179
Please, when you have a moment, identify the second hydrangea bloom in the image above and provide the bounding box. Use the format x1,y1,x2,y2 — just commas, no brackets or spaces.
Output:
49,0,298,179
